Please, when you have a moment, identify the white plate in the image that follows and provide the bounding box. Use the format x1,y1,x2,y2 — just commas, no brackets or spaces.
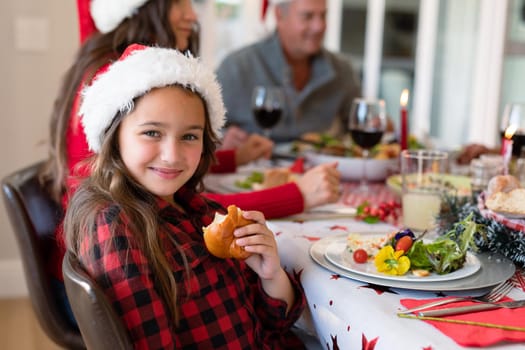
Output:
304,152,398,181
310,233,516,291
216,173,253,193
324,236,481,282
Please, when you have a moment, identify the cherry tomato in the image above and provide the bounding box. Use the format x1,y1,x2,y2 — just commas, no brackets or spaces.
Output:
353,249,368,264
395,235,413,252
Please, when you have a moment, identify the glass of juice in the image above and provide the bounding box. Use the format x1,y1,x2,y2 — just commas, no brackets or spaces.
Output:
401,150,449,232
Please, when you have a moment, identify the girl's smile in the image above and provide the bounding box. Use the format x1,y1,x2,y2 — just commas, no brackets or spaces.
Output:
148,166,184,180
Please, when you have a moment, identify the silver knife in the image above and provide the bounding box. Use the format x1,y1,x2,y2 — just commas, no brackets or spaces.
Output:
418,299,525,317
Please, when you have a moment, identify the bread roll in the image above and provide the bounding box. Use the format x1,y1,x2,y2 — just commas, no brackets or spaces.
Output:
252,168,293,190
203,205,254,259
486,175,521,198
486,188,525,215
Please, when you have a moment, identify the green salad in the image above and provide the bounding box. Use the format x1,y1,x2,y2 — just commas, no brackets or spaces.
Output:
374,213,484,276
234,171,263,189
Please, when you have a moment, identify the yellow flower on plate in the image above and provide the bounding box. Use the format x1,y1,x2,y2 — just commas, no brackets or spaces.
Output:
374,246,410,275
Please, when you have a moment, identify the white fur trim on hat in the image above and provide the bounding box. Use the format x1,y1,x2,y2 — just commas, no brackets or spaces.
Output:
90,0,149,33
79,44,226,153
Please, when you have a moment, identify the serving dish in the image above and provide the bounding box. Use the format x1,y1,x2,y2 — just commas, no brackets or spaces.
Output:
310,233,516,291
305,152,398,181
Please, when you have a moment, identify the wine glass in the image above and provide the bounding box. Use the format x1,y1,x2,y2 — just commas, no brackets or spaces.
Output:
251,86,284,138
348,98,387,193
500,102,525,157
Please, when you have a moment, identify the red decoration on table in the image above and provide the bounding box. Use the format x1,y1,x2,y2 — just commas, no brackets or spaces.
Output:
400,297,525,347
400,89,409,151
355,200,401,224
288,157,304,173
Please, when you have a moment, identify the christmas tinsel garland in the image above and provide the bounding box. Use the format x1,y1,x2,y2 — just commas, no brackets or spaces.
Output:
435,194,525,268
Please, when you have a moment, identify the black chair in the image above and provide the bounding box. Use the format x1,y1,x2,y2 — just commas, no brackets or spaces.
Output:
63,251,133,350
1,161,85,349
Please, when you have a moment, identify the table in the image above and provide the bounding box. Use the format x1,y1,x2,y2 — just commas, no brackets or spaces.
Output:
204,171,525,349
271,216,525,349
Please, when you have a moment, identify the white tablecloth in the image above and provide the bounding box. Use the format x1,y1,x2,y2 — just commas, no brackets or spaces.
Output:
270,218,525,350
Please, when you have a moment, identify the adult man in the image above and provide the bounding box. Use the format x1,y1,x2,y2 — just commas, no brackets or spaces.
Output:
217,0,360,145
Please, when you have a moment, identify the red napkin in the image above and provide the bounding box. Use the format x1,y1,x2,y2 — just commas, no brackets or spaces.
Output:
400,297,525,347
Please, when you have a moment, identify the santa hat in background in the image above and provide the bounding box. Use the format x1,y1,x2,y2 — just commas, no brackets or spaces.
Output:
76,0,149,43
76,0,96,43
80,44,226,153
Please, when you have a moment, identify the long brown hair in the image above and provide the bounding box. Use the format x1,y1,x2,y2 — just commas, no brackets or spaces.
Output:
40,0,199,202
64,87,219,325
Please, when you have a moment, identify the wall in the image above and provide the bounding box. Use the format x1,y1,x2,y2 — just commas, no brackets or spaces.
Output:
0,0,76,297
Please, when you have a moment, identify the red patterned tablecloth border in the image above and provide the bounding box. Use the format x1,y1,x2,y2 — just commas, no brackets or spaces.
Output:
477,193,525,233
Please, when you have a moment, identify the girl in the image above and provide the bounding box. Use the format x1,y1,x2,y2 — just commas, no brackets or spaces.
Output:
42,0,338,327
64,43,306,349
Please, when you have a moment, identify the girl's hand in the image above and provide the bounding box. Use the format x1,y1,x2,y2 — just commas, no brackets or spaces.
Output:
233,210,280,280
234,210,296,311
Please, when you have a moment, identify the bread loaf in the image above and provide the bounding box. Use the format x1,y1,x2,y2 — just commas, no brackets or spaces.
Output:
486,175,521,198
486,188,525,215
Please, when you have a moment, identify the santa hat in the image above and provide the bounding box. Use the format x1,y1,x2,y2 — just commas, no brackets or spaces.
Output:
76,0,150,43
79,44,226,153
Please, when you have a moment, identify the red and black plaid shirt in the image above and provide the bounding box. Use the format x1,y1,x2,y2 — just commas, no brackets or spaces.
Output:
77,186,306,349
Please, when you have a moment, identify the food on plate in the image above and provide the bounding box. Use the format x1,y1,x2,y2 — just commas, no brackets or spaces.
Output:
486,174,521,198
486,188,525,215
252,168,296,190
292,132,352,156
352,249,368,264
395,235,413,252
291,132,401,159
234,171,264,189
374,245,411,275
235,168,297,190
346,232,393,260
411,269,430,277
352,214,482,277
203,205,255,259
374,143,401,160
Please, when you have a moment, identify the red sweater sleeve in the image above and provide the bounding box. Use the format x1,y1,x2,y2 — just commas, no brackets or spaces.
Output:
210,149,237,173
203,183,304,219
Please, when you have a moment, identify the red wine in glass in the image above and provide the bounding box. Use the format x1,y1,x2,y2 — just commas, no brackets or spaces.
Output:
253,108,282,130
252,86,284,138
350,129,384,149
348,98,387,193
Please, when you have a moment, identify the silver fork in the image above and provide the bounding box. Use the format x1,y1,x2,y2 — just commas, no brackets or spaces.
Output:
398,279,515,314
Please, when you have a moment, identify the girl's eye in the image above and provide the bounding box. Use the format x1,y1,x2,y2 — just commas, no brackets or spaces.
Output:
182,133,199,141
143,130,161,138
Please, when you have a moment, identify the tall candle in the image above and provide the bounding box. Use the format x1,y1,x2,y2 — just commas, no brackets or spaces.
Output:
400,89,409,150
502,125,517,175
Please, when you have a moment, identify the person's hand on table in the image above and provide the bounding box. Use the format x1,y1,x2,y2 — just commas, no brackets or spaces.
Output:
234,133,274,166
296,162,341,209
456,143,499,165
220,125,250,150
